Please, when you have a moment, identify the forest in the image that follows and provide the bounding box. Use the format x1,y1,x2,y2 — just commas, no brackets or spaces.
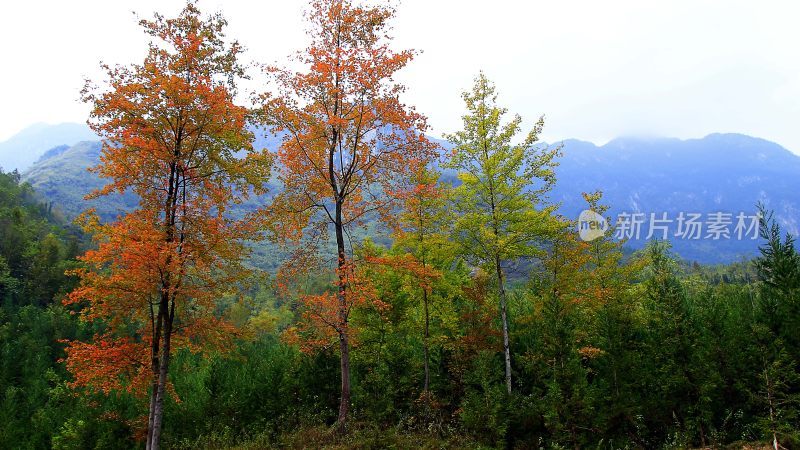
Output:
1,1,799,449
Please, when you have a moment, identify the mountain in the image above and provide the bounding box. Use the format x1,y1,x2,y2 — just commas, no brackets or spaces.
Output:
548,133,800,263
22,140,139,221
0,123,97,172
16,127,800,265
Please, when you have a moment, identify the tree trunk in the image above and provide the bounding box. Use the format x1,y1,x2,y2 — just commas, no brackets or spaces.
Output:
423,287,430,392
146,388,157,450
764,365,780,450
145,309,162,450
335,202,351,430
148,137,180,450
148,302,174,450
337,324,351,429
496,258,512,394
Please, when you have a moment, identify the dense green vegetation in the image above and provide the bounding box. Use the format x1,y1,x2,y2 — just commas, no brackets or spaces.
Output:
1,164,799,448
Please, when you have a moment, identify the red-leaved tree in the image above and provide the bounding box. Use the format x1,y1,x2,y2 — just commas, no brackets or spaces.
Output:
261,0,437,428
62,4,270,449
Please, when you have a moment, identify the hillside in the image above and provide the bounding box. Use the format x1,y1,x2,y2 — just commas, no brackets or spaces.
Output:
22,141,138,221
16,126,800,264
0,123,96,172
549,133,800,263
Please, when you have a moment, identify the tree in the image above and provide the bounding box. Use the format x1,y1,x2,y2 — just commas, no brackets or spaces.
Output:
62,4,269,449
445,73,560,394
523,194,602,446
753,205,800,448
640,241,712,445
576,192,648,443
754,204,800,353
261,0,437,428
580,191,641,307
392,167,452,392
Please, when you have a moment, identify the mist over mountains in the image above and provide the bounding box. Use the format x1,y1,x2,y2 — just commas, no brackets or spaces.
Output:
4,123,798,264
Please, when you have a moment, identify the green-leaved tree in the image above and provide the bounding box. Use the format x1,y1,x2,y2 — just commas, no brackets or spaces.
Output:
445,72,561,393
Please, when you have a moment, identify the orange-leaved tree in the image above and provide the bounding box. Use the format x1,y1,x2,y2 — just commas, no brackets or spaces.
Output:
260,0,437,428
537,191,642,309
62,4,270,449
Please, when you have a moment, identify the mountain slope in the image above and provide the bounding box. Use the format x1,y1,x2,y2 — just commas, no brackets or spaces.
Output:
0,123,96,172
22,141,138,221
550,134,800,262
20,130,800,264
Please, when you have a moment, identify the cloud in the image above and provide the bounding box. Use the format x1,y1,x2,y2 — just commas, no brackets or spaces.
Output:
1,0,798,153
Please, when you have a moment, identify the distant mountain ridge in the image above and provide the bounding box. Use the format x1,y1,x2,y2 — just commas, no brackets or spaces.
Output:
546,133,800,263
553,133,800,214
0,123,97,172
10,123,800,264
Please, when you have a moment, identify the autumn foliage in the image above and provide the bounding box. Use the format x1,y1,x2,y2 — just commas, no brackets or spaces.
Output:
61,4,269,449
260,0,437,426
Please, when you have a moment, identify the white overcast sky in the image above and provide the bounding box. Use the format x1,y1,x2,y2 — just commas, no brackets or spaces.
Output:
1,0,799,153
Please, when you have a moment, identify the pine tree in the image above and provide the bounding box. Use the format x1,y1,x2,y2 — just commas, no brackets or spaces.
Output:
753,205,800,448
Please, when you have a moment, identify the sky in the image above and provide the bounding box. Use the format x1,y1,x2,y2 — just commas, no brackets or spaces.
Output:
1,0,799,153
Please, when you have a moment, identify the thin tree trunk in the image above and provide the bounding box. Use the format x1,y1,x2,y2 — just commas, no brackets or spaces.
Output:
148,302,174,450
337,325,351,429
496,258,512,394
335,202,351,430
146,347,161,450
484,133,511,394
423,287,430,392
146,308,163,450
764,366,780,450
146,389,157,450
148,123,182,450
